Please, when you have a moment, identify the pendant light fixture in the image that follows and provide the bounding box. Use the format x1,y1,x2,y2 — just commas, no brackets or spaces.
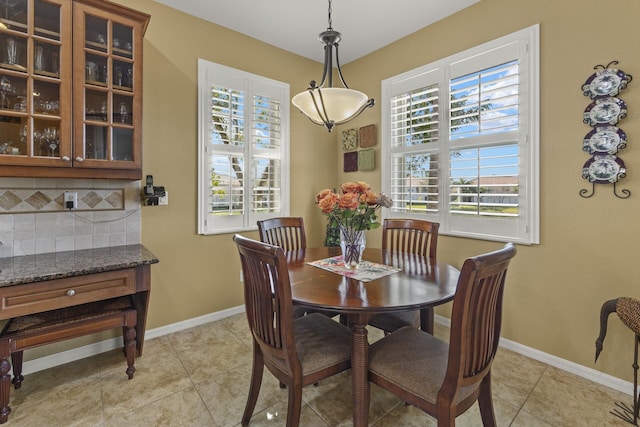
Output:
291,0,374,132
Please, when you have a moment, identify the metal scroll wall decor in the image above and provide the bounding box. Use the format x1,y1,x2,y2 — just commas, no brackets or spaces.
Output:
580,61,632,198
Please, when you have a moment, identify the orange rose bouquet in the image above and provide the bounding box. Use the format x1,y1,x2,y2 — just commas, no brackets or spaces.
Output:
315,181,392,231
316,181,392,268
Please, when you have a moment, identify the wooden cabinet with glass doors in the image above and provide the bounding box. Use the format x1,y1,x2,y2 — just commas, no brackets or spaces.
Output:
0,0,149,179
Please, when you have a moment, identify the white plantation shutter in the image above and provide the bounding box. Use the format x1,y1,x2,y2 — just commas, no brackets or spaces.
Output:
390,153,439,214
449,60,519,138
198,60,290,235
386,68,442,220
209,154,244,216
448,60,520,220
382,25,539,244
251,95,282,215
449,145,519,217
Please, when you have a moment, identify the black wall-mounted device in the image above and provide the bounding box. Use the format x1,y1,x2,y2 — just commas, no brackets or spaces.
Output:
143,175,166,205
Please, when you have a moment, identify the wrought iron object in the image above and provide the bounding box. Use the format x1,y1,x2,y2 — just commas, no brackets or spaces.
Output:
595,297,640,425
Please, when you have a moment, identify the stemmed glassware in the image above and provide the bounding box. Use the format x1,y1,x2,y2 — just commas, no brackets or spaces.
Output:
120,102,128,123
0,76,14,109
19,123,26,145
44,127,59,156
4,37,19,65
1,0,19,21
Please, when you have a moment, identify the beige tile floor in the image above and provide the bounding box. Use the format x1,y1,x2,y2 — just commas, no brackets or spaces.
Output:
3,313,634,426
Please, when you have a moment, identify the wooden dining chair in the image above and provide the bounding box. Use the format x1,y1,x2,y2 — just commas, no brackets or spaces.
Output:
258,216,339,319
233,234,352,427
368,243,517,427
369,218,440,334
257,217,307,252
257,217,308,318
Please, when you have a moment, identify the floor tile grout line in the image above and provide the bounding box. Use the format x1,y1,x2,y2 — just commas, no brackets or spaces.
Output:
99,336,196,426
508,363,550,426
167,321,276,425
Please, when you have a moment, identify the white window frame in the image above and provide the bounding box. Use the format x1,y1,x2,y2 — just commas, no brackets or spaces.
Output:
381,24,539,244
197,59,290,235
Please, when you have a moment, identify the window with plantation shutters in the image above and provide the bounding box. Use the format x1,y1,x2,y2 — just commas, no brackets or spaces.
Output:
197,60,290,235
382,25,539,244
389,84,441,215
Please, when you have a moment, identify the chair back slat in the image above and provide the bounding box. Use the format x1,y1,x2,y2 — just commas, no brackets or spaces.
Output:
443,243,516,395
382,219,439,259
234,235,296,365
258,217,307,252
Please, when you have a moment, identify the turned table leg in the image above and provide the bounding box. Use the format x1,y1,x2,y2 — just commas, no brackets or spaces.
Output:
350,313,370,427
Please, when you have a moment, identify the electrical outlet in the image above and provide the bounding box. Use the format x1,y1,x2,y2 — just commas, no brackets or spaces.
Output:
158,191,168,205
240,270,243,282
64,192,78,209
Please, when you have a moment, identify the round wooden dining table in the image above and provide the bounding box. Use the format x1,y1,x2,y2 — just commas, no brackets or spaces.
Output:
286,246,460,427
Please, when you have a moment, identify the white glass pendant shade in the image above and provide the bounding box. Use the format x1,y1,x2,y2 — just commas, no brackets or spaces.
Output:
292,87,371,127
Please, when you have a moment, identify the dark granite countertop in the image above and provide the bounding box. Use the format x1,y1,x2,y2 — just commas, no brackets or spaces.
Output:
0,244,159,287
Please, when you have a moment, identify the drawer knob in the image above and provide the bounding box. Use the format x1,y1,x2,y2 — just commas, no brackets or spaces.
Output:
66,289,76,296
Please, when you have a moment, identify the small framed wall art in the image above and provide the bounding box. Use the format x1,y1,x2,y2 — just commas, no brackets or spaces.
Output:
359,124,377,148
343,151,358,172
342,128,357,151
358,148,375,171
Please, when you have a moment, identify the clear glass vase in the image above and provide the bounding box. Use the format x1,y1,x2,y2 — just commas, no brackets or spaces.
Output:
340,227,366,269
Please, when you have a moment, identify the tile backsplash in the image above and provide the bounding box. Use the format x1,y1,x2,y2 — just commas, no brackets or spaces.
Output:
0,178,141,257
0,188,124,213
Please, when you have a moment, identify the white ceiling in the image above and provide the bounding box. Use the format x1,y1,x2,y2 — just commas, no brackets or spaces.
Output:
152,0,480,64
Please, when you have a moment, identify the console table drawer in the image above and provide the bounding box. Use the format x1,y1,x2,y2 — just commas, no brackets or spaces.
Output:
0,269,137,318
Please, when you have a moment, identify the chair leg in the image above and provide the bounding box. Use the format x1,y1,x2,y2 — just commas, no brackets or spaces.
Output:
339,314,349,327
286,380,303,427
124,326,136,380
10,352,23,390
420,307,434,335
477,374,497,427
242,347,264,427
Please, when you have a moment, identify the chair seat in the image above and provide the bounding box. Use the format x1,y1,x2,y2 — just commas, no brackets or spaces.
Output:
271,313,351,377
369,326,475,405
368,310,419,333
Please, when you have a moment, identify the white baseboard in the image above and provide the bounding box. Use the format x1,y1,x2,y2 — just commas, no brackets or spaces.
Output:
20,308,632,397
434,315,633,396
21,304,245,375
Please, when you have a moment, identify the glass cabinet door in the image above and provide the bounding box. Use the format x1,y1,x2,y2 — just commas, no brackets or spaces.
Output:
0,0,71,164
74,2,142,170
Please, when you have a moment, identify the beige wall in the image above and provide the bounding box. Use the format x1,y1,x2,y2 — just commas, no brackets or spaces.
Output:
121,0,337,326
114,0,639,383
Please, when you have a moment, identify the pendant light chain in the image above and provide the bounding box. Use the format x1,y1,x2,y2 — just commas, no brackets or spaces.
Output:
327,0,332,30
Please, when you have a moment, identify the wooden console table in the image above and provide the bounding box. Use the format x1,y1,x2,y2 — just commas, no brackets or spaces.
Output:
0,244,158,423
